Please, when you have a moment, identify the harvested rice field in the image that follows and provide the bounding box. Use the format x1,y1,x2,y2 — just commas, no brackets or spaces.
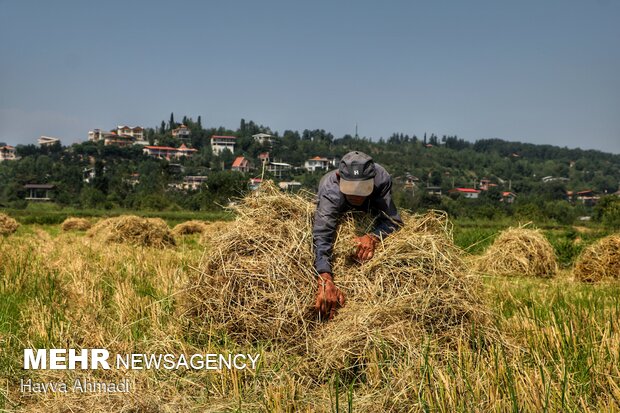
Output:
1,195,619,412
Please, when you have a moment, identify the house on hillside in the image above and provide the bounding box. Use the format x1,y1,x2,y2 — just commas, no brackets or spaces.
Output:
449,188,481,199
38,136,61,147
232,156,251,173
88,129,115,142
267,162,292,179
479,179,498,191
104,133,134,147
172,124,191,139
116,125,144,141
304,156,330,172
0,145,18,161
143,143,197,160
252,133,275,147
24,184,55,202
576,190,600,206
501,191,517,204
211,135,236,154
426,186,442,196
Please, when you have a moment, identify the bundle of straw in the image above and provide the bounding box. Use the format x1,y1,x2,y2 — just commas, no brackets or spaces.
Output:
188,183,490,365
172,220,209,237
87,215,175,248
312,211,487,372
189,184,317,348
474,227,557,277
0,213,19,236
573,235,620,282
61,217,92,232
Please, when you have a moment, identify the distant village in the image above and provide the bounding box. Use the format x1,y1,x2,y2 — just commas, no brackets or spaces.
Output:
1,124,617,208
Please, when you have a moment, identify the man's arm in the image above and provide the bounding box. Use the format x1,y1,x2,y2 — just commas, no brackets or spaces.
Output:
370,175,403,239
313,189,341,275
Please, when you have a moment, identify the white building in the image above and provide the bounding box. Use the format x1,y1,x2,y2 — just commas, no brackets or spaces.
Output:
172,124,191,139
267,162,292,178
38,136,61,147
88,129,115,142
304,156,330,172
143,143,197,159
211,135,236,155
0,145,18,161
88,126,144,144
252,133,275,146
116,125,144,141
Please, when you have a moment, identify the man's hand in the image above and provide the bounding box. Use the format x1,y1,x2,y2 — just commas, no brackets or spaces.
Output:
314,273,346,320
355,234,378,261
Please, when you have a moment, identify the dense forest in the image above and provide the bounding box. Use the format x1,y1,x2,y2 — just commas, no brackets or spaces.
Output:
1,114,619,227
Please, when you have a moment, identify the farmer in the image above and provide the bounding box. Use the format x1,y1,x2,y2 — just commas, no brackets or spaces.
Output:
313,151,403,320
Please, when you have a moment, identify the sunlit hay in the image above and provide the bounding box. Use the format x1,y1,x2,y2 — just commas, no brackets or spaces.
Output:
474,227,558,277
0,212,19,235
198,221,232,243
573,235,620,282
312,212,490,373
172,220,209,237
61,217,92,231
188,182,318,348
189,182,492,371
87,215,175,248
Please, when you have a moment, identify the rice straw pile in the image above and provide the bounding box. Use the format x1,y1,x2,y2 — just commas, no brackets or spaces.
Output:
87,215,175,248
172,220,209,236
61,217,92,232
474,227,558,277
199,221,231,244
0,212,19,236
573,234,620,282
188,183,491,364
188,184,317,348
313,211,488,372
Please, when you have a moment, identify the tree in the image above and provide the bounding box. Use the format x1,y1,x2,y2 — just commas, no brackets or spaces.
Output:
169,112,175,130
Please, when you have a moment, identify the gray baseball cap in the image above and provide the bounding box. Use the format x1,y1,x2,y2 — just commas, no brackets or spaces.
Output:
338,151,376,196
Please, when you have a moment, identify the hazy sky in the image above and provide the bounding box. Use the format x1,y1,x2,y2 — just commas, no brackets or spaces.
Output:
1,0,619,153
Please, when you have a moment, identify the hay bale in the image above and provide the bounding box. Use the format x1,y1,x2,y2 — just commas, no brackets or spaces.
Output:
474,227,557,277
188,183,490,363
0,213,19,236
312,213,488,372
87,215,175,248
61,217,92,232
199,221,232,245
172,220,209,237
573,235,620,282
189,184,317,347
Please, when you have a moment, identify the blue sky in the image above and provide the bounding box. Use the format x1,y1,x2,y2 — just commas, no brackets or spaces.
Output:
1,0,619,153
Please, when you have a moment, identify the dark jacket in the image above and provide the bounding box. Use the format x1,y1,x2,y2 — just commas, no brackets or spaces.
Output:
312,164,403,275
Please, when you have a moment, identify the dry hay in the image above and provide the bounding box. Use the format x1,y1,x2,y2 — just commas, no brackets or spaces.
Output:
188,183,317,348
61,217,92,232
573,235,620,282
474,227,558,277
172,220,209,236
312,212,488,372
0,212,19,236
199,221,232,244
87,215,175,248
188,183,492,372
